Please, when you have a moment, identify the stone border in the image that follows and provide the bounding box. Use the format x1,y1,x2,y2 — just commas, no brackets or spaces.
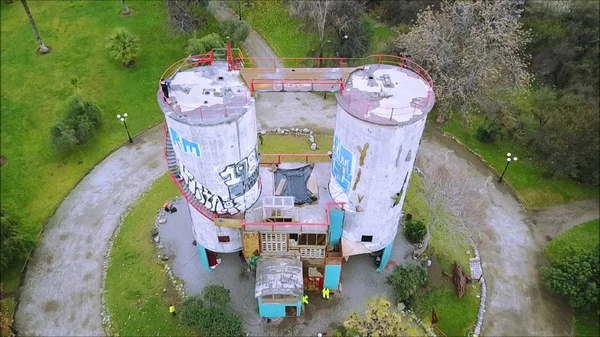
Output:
152,197,187,299
100,175,163,335
259,127,324,152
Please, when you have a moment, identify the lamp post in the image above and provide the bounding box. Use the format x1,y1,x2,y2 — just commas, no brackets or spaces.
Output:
117,113,133,143
498,152,517,183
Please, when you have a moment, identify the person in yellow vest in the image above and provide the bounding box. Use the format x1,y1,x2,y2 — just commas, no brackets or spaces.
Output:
301,294,309,305
169,303,176,317
322,287,330,300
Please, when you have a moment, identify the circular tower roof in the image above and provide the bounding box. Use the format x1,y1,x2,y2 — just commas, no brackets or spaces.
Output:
157,61,253,126
336,63,435,126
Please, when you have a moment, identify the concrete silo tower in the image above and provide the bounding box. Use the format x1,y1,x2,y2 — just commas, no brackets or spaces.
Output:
330,62,435,270
158,57,260,271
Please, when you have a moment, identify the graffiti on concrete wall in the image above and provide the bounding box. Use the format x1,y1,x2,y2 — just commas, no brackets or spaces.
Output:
179,146,261,216
220,145,260,199
170,126,201,158
332,136,354,193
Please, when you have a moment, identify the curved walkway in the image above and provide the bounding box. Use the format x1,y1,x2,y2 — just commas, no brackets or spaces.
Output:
15,125,165,336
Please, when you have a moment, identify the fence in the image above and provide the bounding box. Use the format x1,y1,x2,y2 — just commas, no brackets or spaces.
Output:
242,202,345,232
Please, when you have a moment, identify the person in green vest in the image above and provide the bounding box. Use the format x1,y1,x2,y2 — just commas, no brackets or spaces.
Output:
392,192,401,207
248,250,260,272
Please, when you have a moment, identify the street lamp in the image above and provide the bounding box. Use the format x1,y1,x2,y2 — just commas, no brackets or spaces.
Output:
117,113,133,143
498,152,517,183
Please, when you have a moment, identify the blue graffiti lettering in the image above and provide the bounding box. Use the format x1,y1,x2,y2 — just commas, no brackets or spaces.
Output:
169,126,201,158
331,136,353,193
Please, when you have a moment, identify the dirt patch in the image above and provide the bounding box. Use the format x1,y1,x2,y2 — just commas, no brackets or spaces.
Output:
427,257,443,286
0,156,6,168
43,300,60,313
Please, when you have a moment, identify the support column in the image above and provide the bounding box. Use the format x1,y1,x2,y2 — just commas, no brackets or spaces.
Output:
376,242,393,273
197,243,212,272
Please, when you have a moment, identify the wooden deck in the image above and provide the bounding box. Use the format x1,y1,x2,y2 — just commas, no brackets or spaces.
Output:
240,67,357,92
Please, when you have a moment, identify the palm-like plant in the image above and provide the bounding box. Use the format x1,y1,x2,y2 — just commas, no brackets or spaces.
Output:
105,28,140,67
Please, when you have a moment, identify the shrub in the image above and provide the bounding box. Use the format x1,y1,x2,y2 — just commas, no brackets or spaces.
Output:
0,208,34,272
180,287,244,337
476,120,499,143
186,33,224,55
543,246,599,311
105,28,140,67
202,284,231,307
50,121,78,152
385,264,427,308
50,96,102,151
218,19,250,46
404,219,427,244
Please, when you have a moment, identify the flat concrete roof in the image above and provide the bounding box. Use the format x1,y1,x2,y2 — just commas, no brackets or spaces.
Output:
336,64,435,126
255,256,303,298
245,163,334,233
157,61,254,126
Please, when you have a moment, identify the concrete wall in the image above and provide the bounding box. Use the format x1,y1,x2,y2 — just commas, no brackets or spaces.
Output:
329,104,427,252
257,298,302,318
166,104,261,216
191,206,242,252
165,104,260,251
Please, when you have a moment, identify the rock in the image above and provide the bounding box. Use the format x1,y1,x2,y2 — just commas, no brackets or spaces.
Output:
158,217,167,224
151,228,159,236
163,288,167,293
302,128,310,133
309,131,313,135
309,135,315,143
426,259,432,267
154,236,160,243
397,302,406,311
310,143,317,151
327,151,332,157
161,255,169,261
466,250,471,255
260,130,267,135
158,244,164,250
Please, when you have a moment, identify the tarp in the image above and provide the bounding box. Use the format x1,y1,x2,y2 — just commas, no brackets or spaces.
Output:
341,237,372,257
273,165,314,204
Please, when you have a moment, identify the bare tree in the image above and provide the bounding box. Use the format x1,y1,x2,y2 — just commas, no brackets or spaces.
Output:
290,0,365,61
20,0,49,54
396,0,531,121
290,0,332,60
167,0,209,35
121,0,131,15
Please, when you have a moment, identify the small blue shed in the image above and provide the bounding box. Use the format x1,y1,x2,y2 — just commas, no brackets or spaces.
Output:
255,256,304,318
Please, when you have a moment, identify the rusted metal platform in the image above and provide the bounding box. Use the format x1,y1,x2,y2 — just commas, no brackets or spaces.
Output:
239,67,357,93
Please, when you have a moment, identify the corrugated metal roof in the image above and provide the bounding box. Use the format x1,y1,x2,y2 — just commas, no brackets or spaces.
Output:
254,257,303,298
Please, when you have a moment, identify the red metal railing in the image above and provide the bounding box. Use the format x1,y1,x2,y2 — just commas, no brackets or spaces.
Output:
248,79,345,95
242,202,345,232
259,153,331,165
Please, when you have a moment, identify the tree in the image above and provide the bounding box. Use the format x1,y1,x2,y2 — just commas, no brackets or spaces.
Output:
371,0,442,26
186,33,224,55
0,208,34,272
396,0,531,121
290,0,366,61
20,0,50,54
334,16,373,59
166,0,209,35
344,297,420,337
105,28,140,67
218,19,250,46
121,0,130,15
50,121,78,152
543,246,599,311
385,264,427,308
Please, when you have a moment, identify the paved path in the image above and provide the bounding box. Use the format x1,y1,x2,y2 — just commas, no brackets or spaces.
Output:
15,125,166,336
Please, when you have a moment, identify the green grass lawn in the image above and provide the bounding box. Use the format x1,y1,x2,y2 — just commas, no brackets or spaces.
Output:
403,173,479,336
238,0,319,64
105,174,196,336
442,115,599,210
0,0,217,289
544,219,600,337
545,219,600,263
259,133,333,162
